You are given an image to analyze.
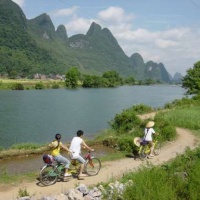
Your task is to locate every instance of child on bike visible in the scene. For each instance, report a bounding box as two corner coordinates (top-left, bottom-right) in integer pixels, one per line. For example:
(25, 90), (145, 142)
(49, 133), (72, 177)
(69, 130), (94, 179)
(143, 121), (158, 158)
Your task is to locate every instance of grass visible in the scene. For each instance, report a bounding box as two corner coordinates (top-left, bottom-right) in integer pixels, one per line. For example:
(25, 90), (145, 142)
(0, 169), (38, 185)
(0, 78), (65, 90)
(1, 96), (200, 198)
(155, 105), (200, 131)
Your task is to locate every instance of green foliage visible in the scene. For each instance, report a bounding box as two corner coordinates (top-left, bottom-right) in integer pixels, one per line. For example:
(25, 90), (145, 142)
(82, 74), (103, 88)
(182, 61), (200, 95)
(65, 67), (81, 88)
(110, 107), (141, 133)
(11, 83), (24, 90)
(116, 136), (134, 152)
(110, 104), (153, 133)
(129, 104), (154, 114)
(122, 167), (176, 200)
(154, 115), (177, 141)
(124, 76), (136, 85)
(102, 70), (123, 87)
(51, 83), (59, 89)
(164, 96), (200, 109)
(35, 82), (44, 89)
(10, 143), (42, 150)
(18, 187), (30, 198)
(82, 71), (124, 88)
(100, 148), (200, 200)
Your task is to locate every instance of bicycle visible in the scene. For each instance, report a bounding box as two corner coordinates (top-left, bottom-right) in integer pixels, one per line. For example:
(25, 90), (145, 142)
(134, 137), (161, 161)
(39, 151), (101, 186)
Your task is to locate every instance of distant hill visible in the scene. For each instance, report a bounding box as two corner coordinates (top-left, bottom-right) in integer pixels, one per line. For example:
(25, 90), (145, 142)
(0, 0), (174, 82)
(169, 72), (183, 84)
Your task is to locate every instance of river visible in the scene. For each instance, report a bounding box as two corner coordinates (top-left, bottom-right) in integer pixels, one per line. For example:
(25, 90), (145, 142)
(0, 85), (186, 148)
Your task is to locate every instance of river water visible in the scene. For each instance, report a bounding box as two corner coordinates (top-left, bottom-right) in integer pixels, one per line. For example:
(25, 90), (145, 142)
(0, 85), (186, 148)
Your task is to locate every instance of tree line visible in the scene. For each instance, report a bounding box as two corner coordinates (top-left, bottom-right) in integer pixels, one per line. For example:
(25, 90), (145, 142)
(65, 67), (161, 88)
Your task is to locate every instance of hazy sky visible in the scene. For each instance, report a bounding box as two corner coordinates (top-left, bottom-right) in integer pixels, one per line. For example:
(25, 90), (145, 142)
(12, 0), (200, 76)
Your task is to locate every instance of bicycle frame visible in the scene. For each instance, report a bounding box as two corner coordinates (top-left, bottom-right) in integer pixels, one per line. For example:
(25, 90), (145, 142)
(39, 151), (101, 186)
(138, 140), (160, 160)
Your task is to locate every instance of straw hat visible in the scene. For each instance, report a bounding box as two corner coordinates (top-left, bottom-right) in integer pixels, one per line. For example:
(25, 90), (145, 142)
(146, 121), (155, 128)
(133, 137), (142, 147)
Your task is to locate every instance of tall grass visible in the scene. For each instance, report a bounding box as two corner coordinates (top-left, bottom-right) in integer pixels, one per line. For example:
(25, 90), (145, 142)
(101, 147), (200, 200)
(156, 106), (200, 130)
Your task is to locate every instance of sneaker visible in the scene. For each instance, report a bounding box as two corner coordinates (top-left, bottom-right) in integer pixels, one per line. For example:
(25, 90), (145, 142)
(64, 173), (72, 177)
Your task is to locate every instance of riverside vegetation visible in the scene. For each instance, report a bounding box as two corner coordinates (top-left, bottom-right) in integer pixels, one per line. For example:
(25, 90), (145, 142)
(1, 95), (200, 199)
(1, 62), (200, 199)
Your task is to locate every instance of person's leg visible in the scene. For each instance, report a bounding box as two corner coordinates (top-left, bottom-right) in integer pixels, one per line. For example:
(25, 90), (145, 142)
(149, 141), (154, 156)
(76, 155), (86, 177)
(54, 155), (71, 176)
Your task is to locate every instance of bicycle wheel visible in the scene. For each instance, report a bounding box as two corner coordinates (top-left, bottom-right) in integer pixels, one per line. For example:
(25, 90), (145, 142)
(154, 141), (161, 156)
(138, 146), (148, 161)
(39, 165), (58, 186)
(85, 158), (101, 176)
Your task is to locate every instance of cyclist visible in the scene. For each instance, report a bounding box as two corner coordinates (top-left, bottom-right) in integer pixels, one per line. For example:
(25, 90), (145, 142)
(69, 130), (94, 179)
(49, 133), (72, 177)
(143, 121), (158, 158)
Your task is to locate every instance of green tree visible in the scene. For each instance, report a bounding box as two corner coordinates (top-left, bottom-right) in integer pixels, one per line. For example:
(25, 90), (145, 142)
(124, 76), (136, 85)
(182, 61), (200, 95)
(65, 67), (81, 88)
(102, 70), (123, 87)
(82, 75), (102, 88)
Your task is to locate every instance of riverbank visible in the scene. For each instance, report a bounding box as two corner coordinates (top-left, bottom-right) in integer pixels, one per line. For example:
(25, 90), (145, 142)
(0, 78), (65, 90)
(0, 125), (199, 199)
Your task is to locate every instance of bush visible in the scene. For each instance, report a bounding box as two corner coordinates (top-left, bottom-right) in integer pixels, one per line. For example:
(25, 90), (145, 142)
(129, 104), (154, 114)
(117, 136), (134, 152)
(35, 82), (44, 89)
(110, 107), (141, 133)
(154, 114), (177, 142)
(11, 83), (24, 90)
(18, 187), (30, 198)
(51, 83), (59, 89)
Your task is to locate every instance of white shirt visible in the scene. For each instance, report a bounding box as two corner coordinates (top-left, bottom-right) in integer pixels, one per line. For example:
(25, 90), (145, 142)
(144, 128), (155, 141)
(69, 137), (83, 158)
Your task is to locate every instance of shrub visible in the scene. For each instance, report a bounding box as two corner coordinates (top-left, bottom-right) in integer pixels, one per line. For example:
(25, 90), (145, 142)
(18, 187), (30, 198)
(154, 114), (177, 142)
(35, 82), (44, 89)
(51, 83), (59, 89)
(110, 107), (141, 133)
(11, 83), (24, 90)
(117, 136), (134, 152)
(129, 104), (154, 114)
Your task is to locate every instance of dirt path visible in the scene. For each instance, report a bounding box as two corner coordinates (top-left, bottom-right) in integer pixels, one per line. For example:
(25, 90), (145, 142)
(0, 112), (199, 199)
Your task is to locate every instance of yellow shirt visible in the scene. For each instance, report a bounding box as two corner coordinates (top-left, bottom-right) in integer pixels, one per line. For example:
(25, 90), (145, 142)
(51, 141), (62, 156)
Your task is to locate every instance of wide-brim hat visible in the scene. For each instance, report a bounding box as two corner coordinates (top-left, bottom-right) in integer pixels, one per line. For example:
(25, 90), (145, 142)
(146, 121), (155, 128)
(133, 137), (142, 147)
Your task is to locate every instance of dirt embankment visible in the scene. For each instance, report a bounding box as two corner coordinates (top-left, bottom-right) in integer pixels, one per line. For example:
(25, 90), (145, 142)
(0, 112), (199, 199)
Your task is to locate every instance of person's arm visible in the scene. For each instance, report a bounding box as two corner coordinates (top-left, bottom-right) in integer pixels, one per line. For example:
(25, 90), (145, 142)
(82, 140), (94, 151)
(60, 143), (71, 152)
